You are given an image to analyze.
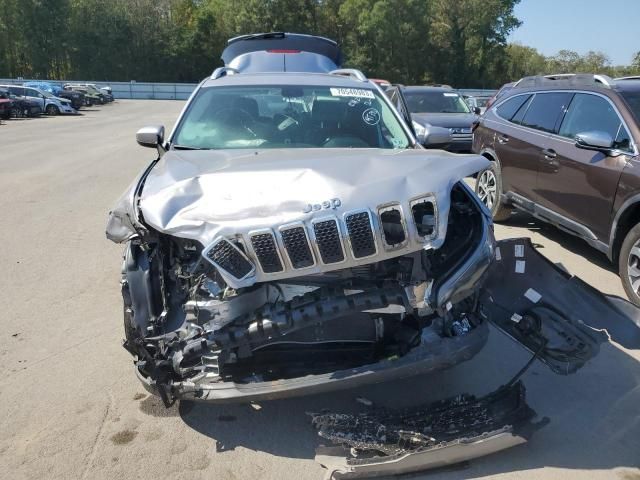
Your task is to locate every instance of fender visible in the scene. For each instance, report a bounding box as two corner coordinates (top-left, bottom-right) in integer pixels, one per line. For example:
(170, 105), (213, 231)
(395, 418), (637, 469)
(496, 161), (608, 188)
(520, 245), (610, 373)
(608, 192), (640, 260)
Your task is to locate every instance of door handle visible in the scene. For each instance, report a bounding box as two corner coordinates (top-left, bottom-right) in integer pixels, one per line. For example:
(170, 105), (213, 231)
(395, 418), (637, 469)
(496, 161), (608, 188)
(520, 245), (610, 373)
(498, 134), (509, 144)
(542, 148), (557, 159)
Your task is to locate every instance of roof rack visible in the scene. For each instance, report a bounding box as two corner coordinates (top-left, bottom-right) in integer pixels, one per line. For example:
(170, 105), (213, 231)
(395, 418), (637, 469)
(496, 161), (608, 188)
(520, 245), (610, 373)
(329, 69), (368, 82)
(514, 73), (614, 89)
(210, 66), (240, 80)
(423, 83), (453, 89)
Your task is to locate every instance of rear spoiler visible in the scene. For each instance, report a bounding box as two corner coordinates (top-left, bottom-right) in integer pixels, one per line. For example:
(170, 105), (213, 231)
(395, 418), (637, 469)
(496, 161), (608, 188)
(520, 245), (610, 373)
(221, 32), (343, 68)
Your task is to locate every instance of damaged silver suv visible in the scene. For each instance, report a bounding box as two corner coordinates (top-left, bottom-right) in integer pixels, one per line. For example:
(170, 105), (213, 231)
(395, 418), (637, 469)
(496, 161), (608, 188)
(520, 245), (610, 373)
(107, 33), (640, 477)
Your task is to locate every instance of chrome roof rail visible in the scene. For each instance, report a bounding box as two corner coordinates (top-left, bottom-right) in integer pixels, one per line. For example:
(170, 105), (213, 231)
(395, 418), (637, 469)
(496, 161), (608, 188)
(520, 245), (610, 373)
(210, 66), (240, 80)
(329, 69), (368, 82)
(515, 73), (614, 89)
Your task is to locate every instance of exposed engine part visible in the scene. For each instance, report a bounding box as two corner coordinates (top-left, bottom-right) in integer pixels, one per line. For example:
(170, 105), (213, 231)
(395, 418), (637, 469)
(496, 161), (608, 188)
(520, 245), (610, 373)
(121, 182), (493, 401)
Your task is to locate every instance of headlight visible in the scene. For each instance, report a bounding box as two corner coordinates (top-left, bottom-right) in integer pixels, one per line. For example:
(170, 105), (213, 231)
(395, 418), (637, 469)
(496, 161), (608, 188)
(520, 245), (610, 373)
(411, 120), (426, 138)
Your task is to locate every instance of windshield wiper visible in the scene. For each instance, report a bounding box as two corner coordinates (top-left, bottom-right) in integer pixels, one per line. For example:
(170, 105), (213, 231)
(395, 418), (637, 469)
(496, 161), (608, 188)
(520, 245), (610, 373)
(172, 145), (209, 150)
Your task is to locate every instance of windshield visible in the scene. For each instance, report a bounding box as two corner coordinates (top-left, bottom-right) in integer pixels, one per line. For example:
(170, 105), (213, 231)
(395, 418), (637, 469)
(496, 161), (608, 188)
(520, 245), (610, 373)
(172, 85), (411, 150)
(405, 91), (471, 114)
(621, 91), (640, 124)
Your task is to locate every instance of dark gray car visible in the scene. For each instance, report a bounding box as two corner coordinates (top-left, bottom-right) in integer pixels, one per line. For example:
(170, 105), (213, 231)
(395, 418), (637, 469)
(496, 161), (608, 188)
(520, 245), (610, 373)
(403, 86), (479, 152)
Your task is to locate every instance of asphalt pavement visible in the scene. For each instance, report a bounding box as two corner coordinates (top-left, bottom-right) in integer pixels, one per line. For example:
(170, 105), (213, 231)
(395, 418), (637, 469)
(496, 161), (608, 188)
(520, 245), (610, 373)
(0, 101), (638, 480)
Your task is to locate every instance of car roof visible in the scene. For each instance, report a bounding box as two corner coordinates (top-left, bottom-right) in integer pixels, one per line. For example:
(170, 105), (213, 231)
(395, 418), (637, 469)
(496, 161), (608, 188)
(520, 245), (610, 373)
(200, 72), (378, 89)
(402, 86), (456, 93)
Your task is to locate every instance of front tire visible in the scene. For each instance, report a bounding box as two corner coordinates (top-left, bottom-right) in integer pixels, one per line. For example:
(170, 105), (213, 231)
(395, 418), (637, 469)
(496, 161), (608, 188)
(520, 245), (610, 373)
(46, 104), (59, 115)
(618, 223), (640, 306)
(475, 161), (512, 222)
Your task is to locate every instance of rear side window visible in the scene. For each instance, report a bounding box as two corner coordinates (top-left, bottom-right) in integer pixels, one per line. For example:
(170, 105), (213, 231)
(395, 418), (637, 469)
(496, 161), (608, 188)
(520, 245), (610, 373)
(8, 86), (24, 96)
(496, 94), (531, 120)
(520, 92), (573, 133)
(559, 93), (631, 151)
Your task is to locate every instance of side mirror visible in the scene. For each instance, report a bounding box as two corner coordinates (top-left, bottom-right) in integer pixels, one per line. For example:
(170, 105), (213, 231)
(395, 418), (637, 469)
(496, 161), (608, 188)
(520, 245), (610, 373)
(473, 107), (481, 115)
(575, 131), (614, 152)
(136, 125), (165, 148)
(422, 126), (453, 149)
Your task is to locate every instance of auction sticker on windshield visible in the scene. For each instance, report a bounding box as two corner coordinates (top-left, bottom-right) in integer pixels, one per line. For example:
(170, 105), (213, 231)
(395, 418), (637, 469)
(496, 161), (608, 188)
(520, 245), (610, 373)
(330, 88), (375, 99)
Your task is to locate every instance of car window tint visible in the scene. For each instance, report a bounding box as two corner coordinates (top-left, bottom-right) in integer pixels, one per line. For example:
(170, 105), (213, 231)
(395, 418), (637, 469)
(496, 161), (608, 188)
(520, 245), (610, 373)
(8, 86), (24, 96)
(496, 94), (531, 120)
(559, 93), (630, 151)
(520, 92), (573, 133)
(511, 95), (533, 124)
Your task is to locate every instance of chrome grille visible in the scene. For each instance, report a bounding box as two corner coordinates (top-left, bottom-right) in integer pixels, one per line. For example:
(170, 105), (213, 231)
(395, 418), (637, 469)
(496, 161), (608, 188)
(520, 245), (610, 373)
(281, 226), (315, 269)
(250, 232), (283, 273)
(313, 219), (344, 264)
(345, 211), (376, 258)
(205, 239), (254, 279)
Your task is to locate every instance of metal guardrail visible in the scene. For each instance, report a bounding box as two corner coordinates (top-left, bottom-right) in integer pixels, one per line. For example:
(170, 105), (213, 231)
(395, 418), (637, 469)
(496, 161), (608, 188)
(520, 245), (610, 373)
(0, 78), (199, 100)
(2, 78), (496, 101)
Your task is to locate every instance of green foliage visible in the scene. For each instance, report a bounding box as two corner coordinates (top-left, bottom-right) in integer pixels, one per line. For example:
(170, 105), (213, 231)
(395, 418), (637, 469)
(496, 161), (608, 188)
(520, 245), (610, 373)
(503, 45), (640, 83)
(0, 0), (638, 86)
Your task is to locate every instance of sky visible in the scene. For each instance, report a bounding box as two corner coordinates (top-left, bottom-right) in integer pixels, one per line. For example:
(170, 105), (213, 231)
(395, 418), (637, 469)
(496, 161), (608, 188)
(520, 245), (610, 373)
(508, 0), (640, 65)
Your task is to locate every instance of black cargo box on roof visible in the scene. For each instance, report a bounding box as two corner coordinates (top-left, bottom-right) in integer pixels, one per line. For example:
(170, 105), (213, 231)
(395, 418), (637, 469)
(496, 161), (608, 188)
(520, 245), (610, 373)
(221, 32), (343, 67)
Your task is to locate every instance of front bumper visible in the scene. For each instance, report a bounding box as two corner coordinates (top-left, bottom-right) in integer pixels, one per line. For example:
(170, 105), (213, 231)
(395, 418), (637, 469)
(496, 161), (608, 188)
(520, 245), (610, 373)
(136, 321), (488, 403)
(312, 381), (544, 479)
(446, 133), (473, 153)
(59, 103), (77, 114)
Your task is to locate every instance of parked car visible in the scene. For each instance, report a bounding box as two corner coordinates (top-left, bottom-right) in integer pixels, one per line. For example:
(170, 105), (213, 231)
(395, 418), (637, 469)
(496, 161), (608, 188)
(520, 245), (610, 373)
(65, 83), (113, 105)
(473, 74), (640, 304)
(83, 83), (114, 101)
(24, 81), (85, 110)
(2, 85), (75, 115)
(64, 85), (100, 106)
(1, 86), (42, 117)
(485, 81), (515, 110)
(464, 94), (491, 114)
(0, 88), (12, 120)
(104, 37), (640, 478)
(400, 85), (479, 152)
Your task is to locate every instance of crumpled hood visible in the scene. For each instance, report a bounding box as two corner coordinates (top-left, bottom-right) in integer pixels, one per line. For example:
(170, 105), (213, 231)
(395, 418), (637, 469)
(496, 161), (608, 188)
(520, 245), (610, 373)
(411, 113), (478, 129)
(133, 148), (488, 247)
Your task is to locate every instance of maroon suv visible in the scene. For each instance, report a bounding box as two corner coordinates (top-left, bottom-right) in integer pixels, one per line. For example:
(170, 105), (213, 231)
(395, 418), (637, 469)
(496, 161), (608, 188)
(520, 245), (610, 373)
(473, 74), (640, 304)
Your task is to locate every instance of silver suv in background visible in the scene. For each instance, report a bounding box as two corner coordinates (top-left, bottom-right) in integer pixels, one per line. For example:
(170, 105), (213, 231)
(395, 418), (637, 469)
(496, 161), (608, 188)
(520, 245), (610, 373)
(2, 85), (76, 115)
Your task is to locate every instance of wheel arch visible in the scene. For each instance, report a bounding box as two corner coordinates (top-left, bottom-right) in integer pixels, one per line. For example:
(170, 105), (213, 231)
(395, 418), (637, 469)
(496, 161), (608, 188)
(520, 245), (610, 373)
(610, 196), (640, 262)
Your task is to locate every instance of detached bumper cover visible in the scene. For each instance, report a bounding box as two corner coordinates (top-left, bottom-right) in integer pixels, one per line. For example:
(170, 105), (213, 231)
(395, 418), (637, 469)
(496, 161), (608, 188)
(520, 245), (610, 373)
(311, 381), (545, 479)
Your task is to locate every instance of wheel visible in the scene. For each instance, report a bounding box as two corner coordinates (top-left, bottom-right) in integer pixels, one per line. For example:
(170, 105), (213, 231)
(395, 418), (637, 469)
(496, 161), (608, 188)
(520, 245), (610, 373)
(98, 97), (105, 105)
(618, 223), (640, 306)
(46, 104), (59, 115)
(475, 161), (512, 222)
(11, 107), (22, 118)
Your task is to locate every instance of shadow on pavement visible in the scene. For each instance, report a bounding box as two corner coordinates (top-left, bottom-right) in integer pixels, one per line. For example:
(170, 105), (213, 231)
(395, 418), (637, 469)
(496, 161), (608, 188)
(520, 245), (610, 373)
(498, 210), (616, 274)
(179, 328), (640, 477)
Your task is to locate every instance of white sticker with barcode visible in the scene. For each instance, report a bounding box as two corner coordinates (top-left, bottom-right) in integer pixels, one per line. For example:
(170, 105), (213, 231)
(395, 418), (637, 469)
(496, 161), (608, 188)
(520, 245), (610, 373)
(330, 88), (375, 98)
(495, 247), (501, 261)
(510, 313), (523, 323)
(515, 244), (524, 258)
(515, 260), (526, 273)
(524, 288), (541, 303)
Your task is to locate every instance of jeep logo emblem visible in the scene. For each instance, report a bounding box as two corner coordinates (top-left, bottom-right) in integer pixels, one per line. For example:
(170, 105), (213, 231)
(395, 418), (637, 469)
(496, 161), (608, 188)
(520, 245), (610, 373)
(303, 198), (342, 213)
